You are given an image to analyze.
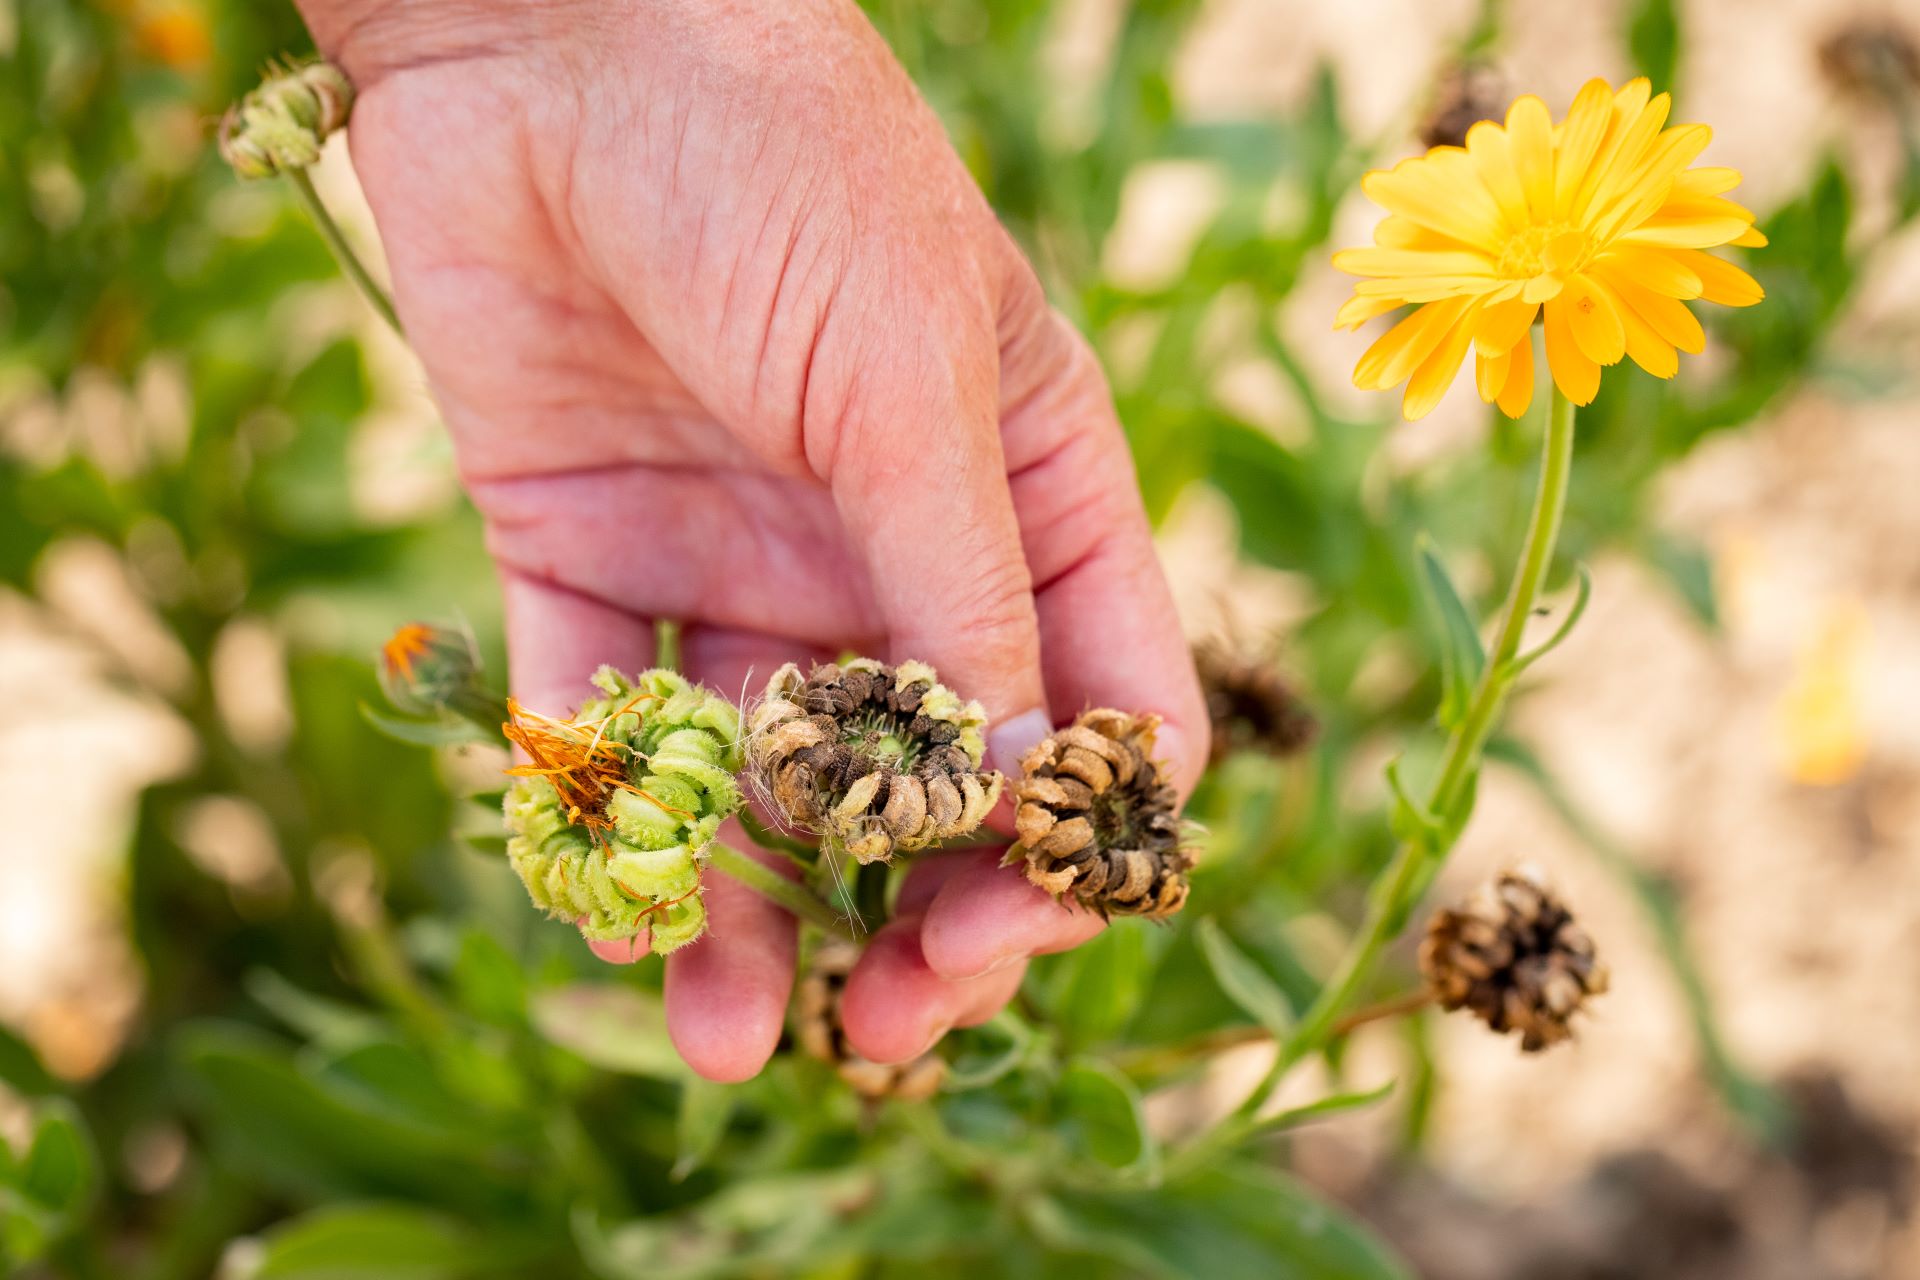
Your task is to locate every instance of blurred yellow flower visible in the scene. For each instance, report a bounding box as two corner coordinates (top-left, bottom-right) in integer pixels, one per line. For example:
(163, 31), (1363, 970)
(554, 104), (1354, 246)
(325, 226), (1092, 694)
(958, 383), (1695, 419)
(1776, 600), (1870, 787)
(1334, 77), (1765, 421)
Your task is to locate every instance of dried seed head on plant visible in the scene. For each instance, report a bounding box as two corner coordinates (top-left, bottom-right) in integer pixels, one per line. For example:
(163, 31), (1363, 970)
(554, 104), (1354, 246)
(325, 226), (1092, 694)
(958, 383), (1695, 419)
(1418, 62), (1508, 151)
(1005, 709), (1193, 920)
(502, 666), (743, 954)
(1818, 19), (1920, 107)
(746, 659), (1001, 864)
(218, 60), (354, 179)
(1195, 642), (1318, 764)
(1419, 864), (1608, 1052)
(793, 938), (945, 1101)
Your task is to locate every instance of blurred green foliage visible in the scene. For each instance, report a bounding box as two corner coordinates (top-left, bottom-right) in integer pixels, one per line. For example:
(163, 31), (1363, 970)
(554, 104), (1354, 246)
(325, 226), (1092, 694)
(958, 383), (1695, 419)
(0, 0), (1903, 1275)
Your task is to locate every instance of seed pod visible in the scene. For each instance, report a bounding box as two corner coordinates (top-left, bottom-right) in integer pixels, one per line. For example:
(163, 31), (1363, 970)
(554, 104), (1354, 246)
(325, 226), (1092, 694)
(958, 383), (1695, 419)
(1195, 642), (1317, 764)
(793, 939), (945, 1101)
(1417, 61), (1507, 151)
(747, 659), (1002, 863)
(503, 667), (743, 954)
(1005, 709), (1193, 920)
(1818, 19), (1920, 106)
(218, 60), (356, 179)
(1419, 864), (1609, 1052)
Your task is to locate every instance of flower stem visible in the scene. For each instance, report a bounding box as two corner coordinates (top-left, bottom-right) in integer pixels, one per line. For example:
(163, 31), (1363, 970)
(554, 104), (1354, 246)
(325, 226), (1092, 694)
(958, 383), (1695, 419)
(285, 167), (402, 335)
(1221, 386), (1578, 1129)
(707, 840), (855, 940)
(654, 619), (681, 673)
(854, 860), (891, 931)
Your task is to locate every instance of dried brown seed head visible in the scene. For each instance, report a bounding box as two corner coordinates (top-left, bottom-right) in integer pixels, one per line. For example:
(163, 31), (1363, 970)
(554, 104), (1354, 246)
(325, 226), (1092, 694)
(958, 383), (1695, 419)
(1005, 709), (1193, 921)
(1195, 643), (1318, 764)
(1418, 61), (1507, 151)
(792, 939), (946, 1101)
(1819, 19), (1920, 106)
(747, 659), (1002, 863)
(1418, 864), (1609, 1052)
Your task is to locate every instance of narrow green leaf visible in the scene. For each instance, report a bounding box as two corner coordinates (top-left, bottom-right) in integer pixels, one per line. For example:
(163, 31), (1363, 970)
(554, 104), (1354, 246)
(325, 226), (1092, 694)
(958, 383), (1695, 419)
(673, 1078), (735, 1182)
(1246, 1081), (1394, 1139)
(1507, 564), (1593, 677)
(1057, 1059), (1154, 1174)
(1415, 535), (1485, 730)
(253, 1203), (478, 1278)
(19, 1102), (93, 1215)
(530, 985), (690, 1080)
(1627, 0), (1681, 91)
(1194, 919), (1294, 1039)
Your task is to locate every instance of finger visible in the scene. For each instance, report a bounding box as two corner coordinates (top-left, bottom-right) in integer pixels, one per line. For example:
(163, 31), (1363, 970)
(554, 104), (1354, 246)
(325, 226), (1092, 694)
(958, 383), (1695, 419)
(664, 823), (798, 1082)
(838, 910), (1028, 1064)
(500, 566), (656, 714)
(583, 929), (648, 965)
(918, 847), (1106, 980)
(820, 278), (1050, 737)
(994, 270), (1210, 792)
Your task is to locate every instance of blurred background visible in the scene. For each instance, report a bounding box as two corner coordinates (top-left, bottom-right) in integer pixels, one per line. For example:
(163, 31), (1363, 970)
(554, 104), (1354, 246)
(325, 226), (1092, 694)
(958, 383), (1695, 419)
(3, 0), (1919, 1276)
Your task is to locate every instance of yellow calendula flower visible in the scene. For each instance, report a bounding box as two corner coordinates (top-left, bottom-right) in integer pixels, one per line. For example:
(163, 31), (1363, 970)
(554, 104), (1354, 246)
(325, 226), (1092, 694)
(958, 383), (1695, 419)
(1334, 77), (1766, 420)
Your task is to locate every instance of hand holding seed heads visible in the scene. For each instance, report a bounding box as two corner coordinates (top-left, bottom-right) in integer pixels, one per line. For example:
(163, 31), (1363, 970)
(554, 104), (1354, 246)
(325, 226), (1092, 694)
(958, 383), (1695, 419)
(298, 0), (1208, 1081)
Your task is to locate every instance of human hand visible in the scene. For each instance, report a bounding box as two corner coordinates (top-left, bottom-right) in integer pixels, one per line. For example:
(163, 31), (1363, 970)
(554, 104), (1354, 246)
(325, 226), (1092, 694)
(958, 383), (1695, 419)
(301, 0), (1208, 1080)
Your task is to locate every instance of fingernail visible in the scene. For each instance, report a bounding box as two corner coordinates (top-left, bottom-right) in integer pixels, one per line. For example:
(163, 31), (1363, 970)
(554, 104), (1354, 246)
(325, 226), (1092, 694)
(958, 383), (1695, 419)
(979, 950), (1025, 977)
(988, 708), (1052, 778)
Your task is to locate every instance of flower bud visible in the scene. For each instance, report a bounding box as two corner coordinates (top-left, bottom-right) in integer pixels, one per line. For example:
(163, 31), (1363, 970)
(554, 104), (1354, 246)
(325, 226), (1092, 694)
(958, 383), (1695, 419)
(217, 60), (355, 180)
(503, 667), (744, 954)
(794, 939), (945, 1100)
(747, 659), (1002, 864)
(1006, 709), (1193, 920)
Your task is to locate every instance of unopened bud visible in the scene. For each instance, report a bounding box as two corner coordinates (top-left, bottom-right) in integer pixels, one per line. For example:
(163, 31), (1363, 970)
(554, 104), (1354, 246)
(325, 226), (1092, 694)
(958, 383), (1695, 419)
(218, 60), (355, 179)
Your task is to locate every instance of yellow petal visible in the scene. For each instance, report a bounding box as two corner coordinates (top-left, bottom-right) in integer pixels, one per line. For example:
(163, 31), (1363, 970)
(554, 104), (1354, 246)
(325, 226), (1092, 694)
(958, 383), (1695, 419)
(1474, 296), (1539, 356)
(1671, 249), (1765, 306)
(1465, 119), (1528, 224)
(1522, 274), (1565, 304)
(1590, 273), (1678, 377)
(1544, 299), (1602, 404)
(1618, 214), (1754, 248)
(1475, 345), (1512, 402)
(1353, 276), (1504, 302)
(1553, 79), (1616, 217)
(1580, 88), (1672, 220)
(1506, 94), (1555, 220)
(1497, 335), (1536, 418)
(1362, 154), (1505, 251)
(1593, 264), (1706, 352)
(1334, 293), (1405, 330)
(1592, 122), (1713, 240)
(1332, 247), (1496, 278)
(1373, 215), (1475, 251)
(1673, 166), (1743, 198)
(1353, 295), (1474, 390)
(1731, 225), (1768, 248)
(1594, 245), (1703, 298)
(1561, 273), (1627, 365)
(1402, 302), (1479, 421)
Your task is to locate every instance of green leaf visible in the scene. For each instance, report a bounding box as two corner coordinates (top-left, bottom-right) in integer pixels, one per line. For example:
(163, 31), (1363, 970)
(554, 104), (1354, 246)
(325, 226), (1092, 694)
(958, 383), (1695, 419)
(452, 930), (526, 1026)
(1415, 535), (1485, 730)
(1628, 0), (1681, 91)
(673, 1078), (736, 1182)
(1506, 564), (1593, 677)
(18, 1102), (93, 1216)
(1194, 919), (1294, 1039)
(1041, 924), (1152, 1049)
(253, 1204), (481, 1279)
(358, 703), (494, 748)
(1031, 1162), (1412, 1279)
(1643, 533), (1718, 629)
(1246, 1081), (1394, 1139)
(1057, 1059), (1153, 1173)
(530, 985), (690, 1080)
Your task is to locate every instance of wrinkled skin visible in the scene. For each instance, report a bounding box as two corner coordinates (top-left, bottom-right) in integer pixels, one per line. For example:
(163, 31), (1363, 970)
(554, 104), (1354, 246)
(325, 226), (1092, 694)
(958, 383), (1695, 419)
(302, 0), (1207, 1080)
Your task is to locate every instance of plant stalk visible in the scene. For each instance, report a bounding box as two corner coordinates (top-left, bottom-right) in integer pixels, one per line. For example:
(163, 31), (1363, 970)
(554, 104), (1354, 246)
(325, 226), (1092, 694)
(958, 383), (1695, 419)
(1219, 386), (1579, 1132)
(707, 840), (856, 940)
(285, 167), (403, 335)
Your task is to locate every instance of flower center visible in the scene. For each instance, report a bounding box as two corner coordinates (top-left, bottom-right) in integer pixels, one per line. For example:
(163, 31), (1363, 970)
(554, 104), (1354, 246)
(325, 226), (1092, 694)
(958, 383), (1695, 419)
(1496, 223), (1595, 279)
(843, 709), (922, 772)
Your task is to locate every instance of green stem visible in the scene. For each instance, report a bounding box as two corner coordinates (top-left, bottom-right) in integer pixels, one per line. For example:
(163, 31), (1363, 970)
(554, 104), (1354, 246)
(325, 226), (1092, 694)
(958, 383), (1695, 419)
(736, 809), (819, 865)
(654, 619), (682, 673)
(707, 840), (855, 940)
(285, 167), (402, 335)
(1214, 387), (1579, 1138)
(854, 860), (891, 931)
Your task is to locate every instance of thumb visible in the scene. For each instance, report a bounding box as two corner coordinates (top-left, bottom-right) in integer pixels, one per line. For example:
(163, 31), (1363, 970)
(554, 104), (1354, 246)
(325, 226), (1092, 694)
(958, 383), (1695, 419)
(815, 292), (1050, 773)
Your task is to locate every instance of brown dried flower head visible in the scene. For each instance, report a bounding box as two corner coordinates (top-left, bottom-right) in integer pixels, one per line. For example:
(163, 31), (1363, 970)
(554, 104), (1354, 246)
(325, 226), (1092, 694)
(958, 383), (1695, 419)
(1419, 864), (1609, 1052)
(1818, 19), (1920, 106)
(794, 939), (945, 1101)
(1196, 642), (1318, 764)
(1418, 61), (1508, 151)
(1007, 709), (1193, 920)
(747, 659), (1002, 863)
